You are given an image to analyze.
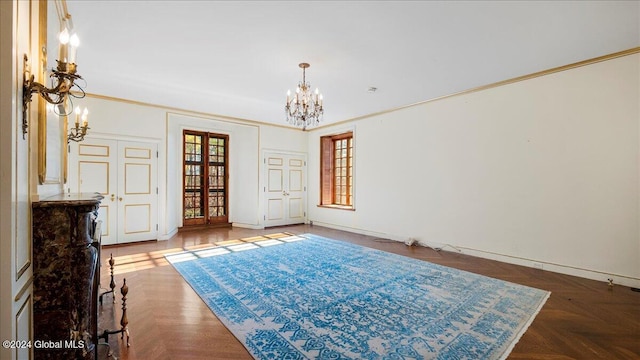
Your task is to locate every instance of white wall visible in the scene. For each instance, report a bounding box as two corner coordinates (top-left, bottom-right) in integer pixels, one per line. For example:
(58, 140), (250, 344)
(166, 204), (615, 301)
(16, 1), (637, 292)
(167, 113), (261, 231)
(69, 95), (168, 236)
(167, 115), (308, 231)
(73, 96), (308, 237)
(308, 53), (640, 288)
(74, 96), (167, 140)
(259, 125), (309, 227)
(260, 125), (308, 152)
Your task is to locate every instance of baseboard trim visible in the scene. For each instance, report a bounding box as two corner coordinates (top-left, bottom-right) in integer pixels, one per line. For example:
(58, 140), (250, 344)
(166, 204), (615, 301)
(448, 245), (640, 289)
(312, 221), (640, 289)
(232, 222), (264, 230)
(311, 221), (400, 241)
(158, 228), (178, 241)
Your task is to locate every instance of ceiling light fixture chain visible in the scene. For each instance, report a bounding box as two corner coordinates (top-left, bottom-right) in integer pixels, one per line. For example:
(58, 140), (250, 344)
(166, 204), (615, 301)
(285, 62), (324, 130)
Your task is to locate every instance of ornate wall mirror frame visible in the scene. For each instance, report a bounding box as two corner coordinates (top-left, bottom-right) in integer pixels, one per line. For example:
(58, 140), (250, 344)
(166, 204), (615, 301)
(38, 0), (70, 185)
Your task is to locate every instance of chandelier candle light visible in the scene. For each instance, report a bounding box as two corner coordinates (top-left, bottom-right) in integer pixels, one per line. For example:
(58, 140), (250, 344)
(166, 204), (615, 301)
(285, 63), (324, 130)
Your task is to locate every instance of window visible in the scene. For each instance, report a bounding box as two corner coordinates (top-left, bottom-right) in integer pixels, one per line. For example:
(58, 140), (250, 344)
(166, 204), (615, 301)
(320, 132), (353, 208)
(183, 130), (229, 226)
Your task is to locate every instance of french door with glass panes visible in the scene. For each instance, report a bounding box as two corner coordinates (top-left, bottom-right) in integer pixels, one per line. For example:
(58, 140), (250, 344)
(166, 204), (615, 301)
(183, 130), (229, 226)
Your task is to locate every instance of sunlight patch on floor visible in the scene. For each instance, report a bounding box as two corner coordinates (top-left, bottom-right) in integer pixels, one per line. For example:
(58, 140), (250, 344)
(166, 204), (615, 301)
(107, 232), (303, 274)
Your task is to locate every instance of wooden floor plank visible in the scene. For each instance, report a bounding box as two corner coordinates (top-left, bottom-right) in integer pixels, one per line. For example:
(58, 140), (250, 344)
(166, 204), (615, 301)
(97, 225), (640, 359)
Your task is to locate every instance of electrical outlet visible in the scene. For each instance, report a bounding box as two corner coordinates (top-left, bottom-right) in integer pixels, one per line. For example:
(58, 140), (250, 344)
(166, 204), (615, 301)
(533, 262), (543, 270)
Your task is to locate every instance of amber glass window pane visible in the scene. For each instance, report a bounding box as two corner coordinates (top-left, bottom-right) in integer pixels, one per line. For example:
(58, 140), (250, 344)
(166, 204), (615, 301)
(184, 131), (229, 224)
(320, 132), (353, 207)
(183, 132), (205, 220)
(207, 136), (227, 219)
(330, 134), (353, 206)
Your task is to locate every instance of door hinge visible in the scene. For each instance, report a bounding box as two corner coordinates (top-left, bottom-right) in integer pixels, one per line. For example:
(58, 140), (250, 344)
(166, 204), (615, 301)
(264, 215), (266, 220)
(263, 158), (266, 164)
(156, 187), (159, 194)
(156, 224), (159, 231)
(304, 212), (306, 217)
(156, 151), (159, 158)
(264, 186), (266, 192)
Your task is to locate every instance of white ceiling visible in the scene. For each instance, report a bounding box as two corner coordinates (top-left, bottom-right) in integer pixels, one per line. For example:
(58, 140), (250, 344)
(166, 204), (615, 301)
(62, 1), (639, 128)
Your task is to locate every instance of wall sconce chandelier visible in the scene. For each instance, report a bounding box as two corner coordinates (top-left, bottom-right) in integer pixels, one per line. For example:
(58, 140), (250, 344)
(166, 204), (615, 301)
(22, 27), (85, 139)
(285, 62), (324, 130)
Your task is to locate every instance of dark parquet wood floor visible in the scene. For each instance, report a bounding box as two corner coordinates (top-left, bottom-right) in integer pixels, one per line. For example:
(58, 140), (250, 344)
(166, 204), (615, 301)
(97, 225), (640, 359)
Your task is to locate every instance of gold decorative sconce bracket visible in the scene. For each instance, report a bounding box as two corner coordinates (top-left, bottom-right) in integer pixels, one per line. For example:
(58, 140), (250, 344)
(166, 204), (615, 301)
(67, 106), (90, 143)
(67, 123), (90, 143)
(22, 53), (83, 140)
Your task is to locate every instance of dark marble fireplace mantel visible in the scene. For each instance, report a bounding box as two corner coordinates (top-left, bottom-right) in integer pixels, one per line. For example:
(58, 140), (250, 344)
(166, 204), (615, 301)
(32, 192), (103, 360)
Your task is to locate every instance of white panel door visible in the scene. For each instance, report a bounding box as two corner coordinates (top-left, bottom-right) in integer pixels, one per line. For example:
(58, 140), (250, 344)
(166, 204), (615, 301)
(71, 139), (118, 245)
(287, 157), (305, 222)
(264, 152), (306, 227)
(118, 141), (158, 243)
(69, 138), (157, 244)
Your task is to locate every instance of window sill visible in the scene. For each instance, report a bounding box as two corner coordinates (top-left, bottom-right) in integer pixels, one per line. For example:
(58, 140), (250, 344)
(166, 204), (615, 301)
(317, 204), (355, 211)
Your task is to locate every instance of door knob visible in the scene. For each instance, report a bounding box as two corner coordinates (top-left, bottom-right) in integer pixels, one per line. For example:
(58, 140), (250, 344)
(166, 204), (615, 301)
(110, 194), (115, 201)
(118, 197), (123, 201)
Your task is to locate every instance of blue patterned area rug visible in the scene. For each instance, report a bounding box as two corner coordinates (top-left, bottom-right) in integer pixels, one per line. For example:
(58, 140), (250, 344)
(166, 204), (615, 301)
(166, 234), (550, 359)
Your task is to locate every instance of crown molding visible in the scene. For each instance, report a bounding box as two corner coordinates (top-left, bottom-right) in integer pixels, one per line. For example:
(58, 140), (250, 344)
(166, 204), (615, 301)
(310, 47), (640, 131)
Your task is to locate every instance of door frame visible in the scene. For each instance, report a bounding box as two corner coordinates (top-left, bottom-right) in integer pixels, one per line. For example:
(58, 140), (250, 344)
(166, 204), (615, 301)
(67, 134), (161, 244)
(182, 130), (230, 227)
(262, 150), (308, 228)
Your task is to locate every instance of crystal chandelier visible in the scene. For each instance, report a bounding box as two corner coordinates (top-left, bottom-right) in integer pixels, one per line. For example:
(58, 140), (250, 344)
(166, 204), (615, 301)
(285, 63), (324, 130)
